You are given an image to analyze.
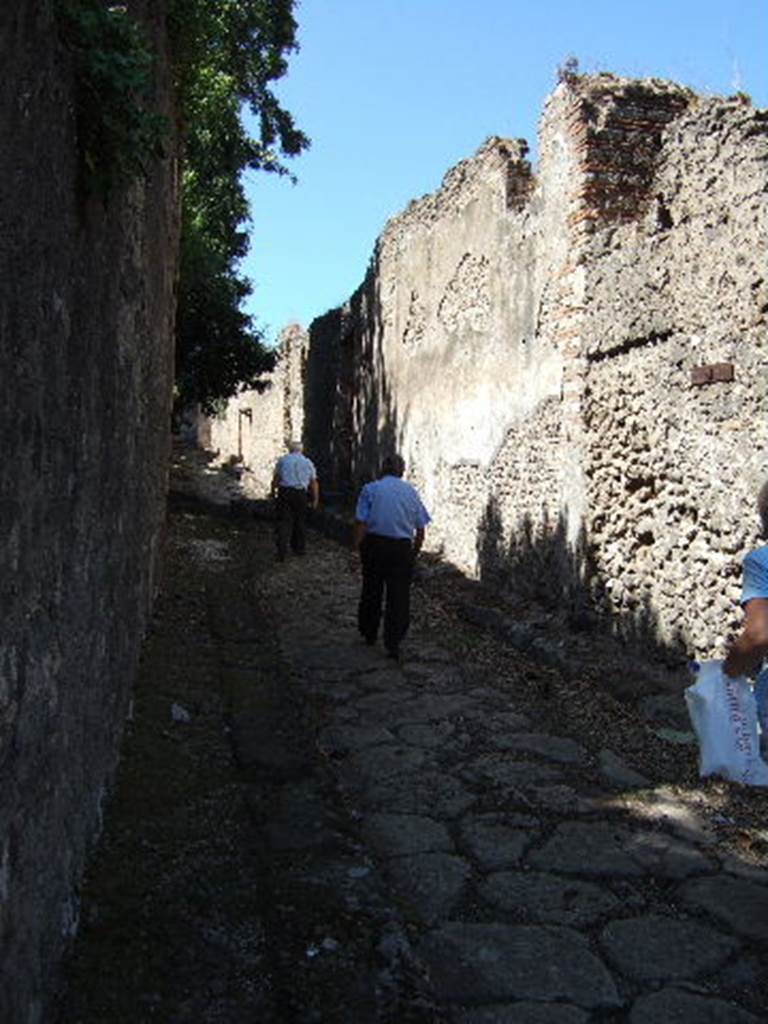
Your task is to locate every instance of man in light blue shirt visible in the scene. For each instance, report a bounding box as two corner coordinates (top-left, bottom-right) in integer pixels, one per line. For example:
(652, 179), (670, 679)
(724, 483), (768, 755)
(352, 453), (431, 659)
(271, 441), (319, 560)
(724, 482), (768, 678)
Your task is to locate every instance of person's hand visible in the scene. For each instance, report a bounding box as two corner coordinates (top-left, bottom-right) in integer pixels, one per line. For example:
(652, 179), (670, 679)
(349, 550), (361, 574)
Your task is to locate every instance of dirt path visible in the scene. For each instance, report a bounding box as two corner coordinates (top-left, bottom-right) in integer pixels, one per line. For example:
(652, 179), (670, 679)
(54, 451), (768, 1023)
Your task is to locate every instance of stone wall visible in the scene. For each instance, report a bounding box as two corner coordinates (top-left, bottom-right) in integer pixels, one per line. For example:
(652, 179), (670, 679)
(0, 2), (179, 1019)
(201, 323), (308, 496)
(216, 74), (768, 664)
(579, 85), (768, 655)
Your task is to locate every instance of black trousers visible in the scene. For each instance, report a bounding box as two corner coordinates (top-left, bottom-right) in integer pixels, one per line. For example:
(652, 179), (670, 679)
(358, 534), (414, 652)
(275, 486), (308, 557)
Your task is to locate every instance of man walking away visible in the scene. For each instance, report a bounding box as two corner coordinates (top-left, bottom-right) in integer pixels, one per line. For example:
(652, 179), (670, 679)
(271, 440), (319, 561)
(352, 453), (431, 660)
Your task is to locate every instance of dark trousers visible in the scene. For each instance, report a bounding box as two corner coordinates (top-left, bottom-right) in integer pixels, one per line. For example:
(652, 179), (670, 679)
(358, 534), (414, 653)
(275, 486), (308, 558)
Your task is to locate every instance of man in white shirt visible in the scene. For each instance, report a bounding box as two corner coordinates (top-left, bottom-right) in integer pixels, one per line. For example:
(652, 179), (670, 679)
(271, 441), (319, 560)
(352, 453), (431, 659)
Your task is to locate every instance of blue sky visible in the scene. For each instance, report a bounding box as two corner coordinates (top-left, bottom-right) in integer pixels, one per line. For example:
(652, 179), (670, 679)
(241, 0), (768, 346)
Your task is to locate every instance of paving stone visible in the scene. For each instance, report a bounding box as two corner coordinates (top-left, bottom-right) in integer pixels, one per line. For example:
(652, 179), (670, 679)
(487, 711), (533, 733)
(466, 687), (507, 700)
(510, 784), (582, 813)
(678, 874), (768, 942)
(365, 770), (477, 818)
(385, 853), (470, 924)
(339, 745), (429, 789)
(395, 693), (478, 724)
(453, 1004), (590, 1024)
(303, 681), (358, 703)
(318, 723), (396, 754)
(464, 754), (564, 788)
(295, 643), (382, 673)
(599, 749), (651, 787)
(479, 871), (620, 926)
(492, 733), (588, 765)
(398, 721), (456, 747)
(355, 692), (475, 727)
(529, 822), (714, 879)
(361, 813), (453, 857)
(331, 705), (359, 723)
(417, 923), (621, 1008)
(600, 915), (739, 982)
(404, 663), (466, 690)
(720, 856), (768, 883)
(459, 814), (538, 871)
(629, 987), (761, 1023)
(410, 641), (454, 663)
(353, 692), (411, 720)
(356, 667), (409, 691)
(717, 952), (764, 990)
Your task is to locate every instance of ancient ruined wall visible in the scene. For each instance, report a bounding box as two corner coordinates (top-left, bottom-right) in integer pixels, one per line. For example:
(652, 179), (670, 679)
(202, 324), (308, 496)
(332, 77), (766, 658)
(0, 2), (179, 1018)
(315, 128), (584, 562)
(238, 74), (768, 663)
(578, 86), (768, 655)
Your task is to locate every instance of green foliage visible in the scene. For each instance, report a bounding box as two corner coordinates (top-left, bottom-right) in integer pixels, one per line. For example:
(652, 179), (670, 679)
(169, 0), (309, 414)
(56, 0), (168, 194)
(59, 0), (309, 413)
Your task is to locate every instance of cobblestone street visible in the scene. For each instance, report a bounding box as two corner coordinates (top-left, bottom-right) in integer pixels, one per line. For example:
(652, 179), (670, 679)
(55, 455), (768, 1023)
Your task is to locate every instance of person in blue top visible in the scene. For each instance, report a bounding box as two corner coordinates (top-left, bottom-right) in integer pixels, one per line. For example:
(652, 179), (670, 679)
(724, 483), (768, 753)
(724, 482), (768, 679)
(270, 441), (319, 561)
(352, 453), (431, 660)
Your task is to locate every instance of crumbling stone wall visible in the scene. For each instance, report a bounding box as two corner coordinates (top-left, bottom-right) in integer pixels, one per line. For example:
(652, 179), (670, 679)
(0, 2), (179, 1019)
(224, 74), (768, 665)
(202, 324), (308, 496)
(579, 87), (768, 656)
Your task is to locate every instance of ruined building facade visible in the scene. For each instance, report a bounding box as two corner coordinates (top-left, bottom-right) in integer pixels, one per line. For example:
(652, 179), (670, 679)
(210, 74), (768, 660)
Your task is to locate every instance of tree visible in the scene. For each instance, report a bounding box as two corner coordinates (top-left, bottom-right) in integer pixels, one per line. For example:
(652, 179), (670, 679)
(169, 0), (309, 414)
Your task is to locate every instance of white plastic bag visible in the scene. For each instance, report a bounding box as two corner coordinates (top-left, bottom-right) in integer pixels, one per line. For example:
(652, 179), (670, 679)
(684, 660), (768, 786)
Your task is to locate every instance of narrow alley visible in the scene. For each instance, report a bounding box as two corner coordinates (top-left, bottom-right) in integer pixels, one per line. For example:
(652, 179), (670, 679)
(54, 448), (768, 1024)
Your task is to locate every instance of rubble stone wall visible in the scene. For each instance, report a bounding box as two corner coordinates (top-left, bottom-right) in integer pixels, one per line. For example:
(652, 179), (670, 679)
(214, 74), (768, 663)
(0, 2), (179, 1018)
(203, 324), (308, 496)
(580, 90), (768, 655)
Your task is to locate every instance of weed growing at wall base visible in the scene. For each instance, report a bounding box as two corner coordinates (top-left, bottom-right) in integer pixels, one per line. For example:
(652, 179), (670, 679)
(56, 0), (168, 196)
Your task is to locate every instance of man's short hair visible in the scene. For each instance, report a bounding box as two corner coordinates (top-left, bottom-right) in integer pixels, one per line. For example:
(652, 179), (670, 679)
(758, 480), (768, 537)
(289, 440), (303, 453)
(381, 454), (405, 478)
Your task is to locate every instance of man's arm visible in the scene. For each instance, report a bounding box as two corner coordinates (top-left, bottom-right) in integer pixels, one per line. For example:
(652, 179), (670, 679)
(724, 598), (768, 677)
(352, 519), (367, 553)
(413, 527), (425, 557)
(309, 478), (319, 509)
(270, 466), (280, 499)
